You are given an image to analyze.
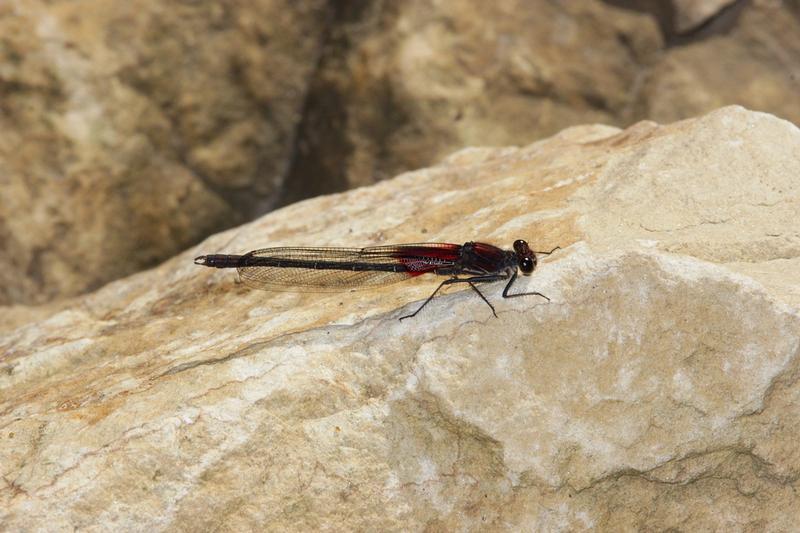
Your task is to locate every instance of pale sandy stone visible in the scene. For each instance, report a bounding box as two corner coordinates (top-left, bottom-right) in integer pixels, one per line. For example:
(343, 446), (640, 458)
(1, 106), (799, 530)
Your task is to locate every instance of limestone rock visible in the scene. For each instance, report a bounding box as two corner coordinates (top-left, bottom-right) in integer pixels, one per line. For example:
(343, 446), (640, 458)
(1, 106), (799, 530)
(0, 0), (327, 305)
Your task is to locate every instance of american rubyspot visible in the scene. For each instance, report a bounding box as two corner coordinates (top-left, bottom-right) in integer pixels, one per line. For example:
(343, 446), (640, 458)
(194, 240), (558, 320)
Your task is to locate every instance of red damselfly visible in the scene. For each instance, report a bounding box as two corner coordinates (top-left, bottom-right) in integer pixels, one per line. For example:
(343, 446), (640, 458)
(194, 240), (558, 320)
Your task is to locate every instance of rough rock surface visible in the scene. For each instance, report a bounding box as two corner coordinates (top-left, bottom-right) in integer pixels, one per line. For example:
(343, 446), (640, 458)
(0, 0), (327, 305)
(1, 106), (798, 530)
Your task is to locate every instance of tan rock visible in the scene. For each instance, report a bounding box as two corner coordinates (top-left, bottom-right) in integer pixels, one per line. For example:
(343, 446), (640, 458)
(2, 106), (799, 530)
(0, 0), (327, 305)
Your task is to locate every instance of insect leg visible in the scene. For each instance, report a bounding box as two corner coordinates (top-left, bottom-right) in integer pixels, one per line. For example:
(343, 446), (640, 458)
(399, 274), (507, 320)
(502, 269), (550, 301)
(467, 282), (497, 318)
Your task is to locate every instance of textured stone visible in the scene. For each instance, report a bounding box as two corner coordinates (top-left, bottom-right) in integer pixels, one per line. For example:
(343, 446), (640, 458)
(0, 0), (327, 305)
(2, 106), (799, 530)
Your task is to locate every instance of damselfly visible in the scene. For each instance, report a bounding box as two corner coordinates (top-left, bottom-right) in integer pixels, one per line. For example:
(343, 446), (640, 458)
(194, 240), (558, 320)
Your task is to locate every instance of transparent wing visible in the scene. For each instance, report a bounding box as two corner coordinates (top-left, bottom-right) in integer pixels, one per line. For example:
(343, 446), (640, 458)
(236, 244), (461, 292)
(237, 266), (412, 292)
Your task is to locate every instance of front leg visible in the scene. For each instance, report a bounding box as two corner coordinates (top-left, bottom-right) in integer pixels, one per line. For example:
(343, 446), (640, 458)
(502, 269), (550, 301)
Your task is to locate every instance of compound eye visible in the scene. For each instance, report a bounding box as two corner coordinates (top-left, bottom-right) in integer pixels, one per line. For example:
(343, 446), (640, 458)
(520, 257), (535, 274)
(514, 240), (526, 252)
